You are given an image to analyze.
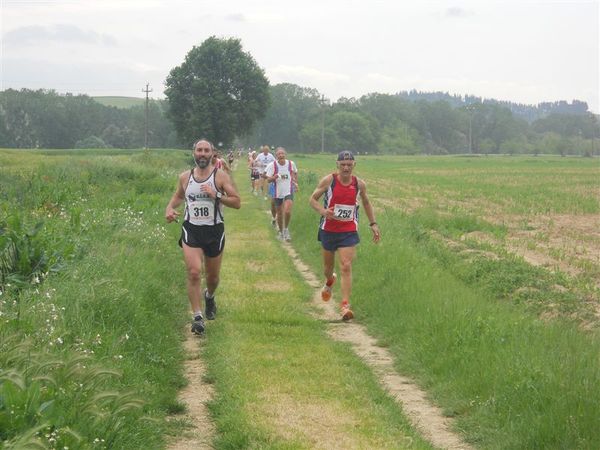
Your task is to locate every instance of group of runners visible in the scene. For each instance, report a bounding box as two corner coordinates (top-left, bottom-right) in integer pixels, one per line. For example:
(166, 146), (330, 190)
(165, 139), (381, 335)
(247, 146), (298, 241)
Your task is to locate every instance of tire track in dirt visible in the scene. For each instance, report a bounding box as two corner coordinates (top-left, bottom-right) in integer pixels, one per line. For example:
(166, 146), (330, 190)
(282, 241), (473, 450)
(167, 330), (215, 450)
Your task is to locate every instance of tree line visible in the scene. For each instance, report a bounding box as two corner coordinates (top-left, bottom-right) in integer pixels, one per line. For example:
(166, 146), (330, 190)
(1, 33), (598, 157)
(0, 89), (177, 149)
(1, 85), (597, 156)
(248, 86), (599, 156)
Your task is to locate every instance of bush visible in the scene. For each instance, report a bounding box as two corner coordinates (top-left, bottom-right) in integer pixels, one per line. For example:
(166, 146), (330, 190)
(74, 135), (110, 149)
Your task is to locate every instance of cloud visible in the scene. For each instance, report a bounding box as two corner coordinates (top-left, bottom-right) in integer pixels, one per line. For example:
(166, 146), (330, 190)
(1, 57), (165, 97)
(3, 24), (117, 47)
(225, 13), (246, 22)
(444, 7), (469, 18)
(268, 65), (351, 85)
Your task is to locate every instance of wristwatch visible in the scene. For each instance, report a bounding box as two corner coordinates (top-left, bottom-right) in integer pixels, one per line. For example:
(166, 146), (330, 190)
(215, 191), (223, 200)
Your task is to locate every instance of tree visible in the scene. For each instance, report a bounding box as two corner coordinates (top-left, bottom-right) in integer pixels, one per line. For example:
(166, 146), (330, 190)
(379, 120), (420, 154)
(299, 120), (338, 153)
(165, 37), (270, 147)
(75, 135), (110, 149)
(329, 111), (377, 153)
(248, 83), (322, 150)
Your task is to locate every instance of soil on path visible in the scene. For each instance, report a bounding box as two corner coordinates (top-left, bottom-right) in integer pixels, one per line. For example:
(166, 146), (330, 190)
(282, 242), (473, 450)
(165, 237), (472, 449)
(167, 329), (215, 450)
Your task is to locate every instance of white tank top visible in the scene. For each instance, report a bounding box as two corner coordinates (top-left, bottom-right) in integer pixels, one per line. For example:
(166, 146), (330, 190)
(184, 168), (224, 226)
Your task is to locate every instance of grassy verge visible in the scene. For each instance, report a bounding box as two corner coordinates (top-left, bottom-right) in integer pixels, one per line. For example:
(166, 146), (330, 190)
(290, 155), (600, 448)
(1, 149), (191, 448)
(200, 172), (432, 449)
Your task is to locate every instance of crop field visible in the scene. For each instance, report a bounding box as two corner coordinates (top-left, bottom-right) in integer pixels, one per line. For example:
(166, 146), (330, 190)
(294, 154), (600, 322)
(1, 148), (599, 449)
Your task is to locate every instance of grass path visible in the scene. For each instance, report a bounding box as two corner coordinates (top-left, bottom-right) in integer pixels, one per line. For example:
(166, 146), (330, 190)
(281, 242), (472, 450)
(167, 327), (215, 449)
(168, 168), (469, 449)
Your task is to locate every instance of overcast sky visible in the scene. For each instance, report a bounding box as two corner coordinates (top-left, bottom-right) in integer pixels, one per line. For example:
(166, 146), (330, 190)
(2, 0), (598, 112)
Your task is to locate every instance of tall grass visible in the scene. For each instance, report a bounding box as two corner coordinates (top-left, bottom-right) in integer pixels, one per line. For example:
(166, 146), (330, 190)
(290, 154), (600, 448)
(1, 149), (192, 448)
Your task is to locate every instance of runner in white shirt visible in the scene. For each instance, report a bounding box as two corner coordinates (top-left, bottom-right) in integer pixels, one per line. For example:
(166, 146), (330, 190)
(255, 145), (276, 199)
(265, 147), (298, 241)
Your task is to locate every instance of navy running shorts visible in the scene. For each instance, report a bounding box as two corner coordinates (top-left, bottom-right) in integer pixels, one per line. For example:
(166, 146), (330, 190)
(318, 229), (360, 252)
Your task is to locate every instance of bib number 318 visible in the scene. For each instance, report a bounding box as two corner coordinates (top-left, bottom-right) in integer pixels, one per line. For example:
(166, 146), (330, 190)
(194, 206), (210, 217)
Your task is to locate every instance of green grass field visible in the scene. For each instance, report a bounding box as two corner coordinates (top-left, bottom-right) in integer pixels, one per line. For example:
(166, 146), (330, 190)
(1, 149), (599, 448)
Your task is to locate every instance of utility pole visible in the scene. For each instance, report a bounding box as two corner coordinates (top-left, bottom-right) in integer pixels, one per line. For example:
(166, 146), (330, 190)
(320, 95), (325, 153)
(142, 83), (153, 149)
(466, 104), (474, 154)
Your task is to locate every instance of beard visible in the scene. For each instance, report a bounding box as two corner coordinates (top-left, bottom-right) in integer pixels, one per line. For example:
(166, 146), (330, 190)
(194, 157), (209, 168)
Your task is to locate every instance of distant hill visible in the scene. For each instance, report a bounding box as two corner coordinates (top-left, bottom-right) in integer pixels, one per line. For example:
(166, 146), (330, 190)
(93, 96), (147, 109)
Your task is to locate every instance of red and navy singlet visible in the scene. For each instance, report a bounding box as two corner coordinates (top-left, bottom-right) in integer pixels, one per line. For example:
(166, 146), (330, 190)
(320, 174), (360, 233)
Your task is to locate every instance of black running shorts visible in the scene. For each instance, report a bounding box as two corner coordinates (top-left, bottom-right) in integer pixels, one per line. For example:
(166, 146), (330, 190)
(179, 221), (225, 257)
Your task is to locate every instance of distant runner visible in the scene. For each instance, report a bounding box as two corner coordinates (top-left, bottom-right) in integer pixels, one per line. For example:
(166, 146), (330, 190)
(265, 147), (298, 241)
(309, 151), (380, 320)
(256, 145), (276, 199)
(248, 151), (261, 194)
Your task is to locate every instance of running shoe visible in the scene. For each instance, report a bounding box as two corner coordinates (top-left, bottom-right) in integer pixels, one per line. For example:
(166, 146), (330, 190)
(191, 316), (205, 335)
(321, 273), (337, 302)
(271, 219), (277, 228)
(284, 229), (291, 242)
(340, 300), (354, 321)
(204, 289), (217, 320)
(277, 231), (284, 240)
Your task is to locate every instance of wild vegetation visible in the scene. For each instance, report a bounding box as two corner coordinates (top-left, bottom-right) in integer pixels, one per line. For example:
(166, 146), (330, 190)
(1, 149), (598, 448)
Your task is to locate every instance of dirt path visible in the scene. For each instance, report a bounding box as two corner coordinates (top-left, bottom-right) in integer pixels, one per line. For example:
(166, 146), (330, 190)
(283, 242), (473, 450)
(166, 234), (472, 449)
(167, 330), (215, 450)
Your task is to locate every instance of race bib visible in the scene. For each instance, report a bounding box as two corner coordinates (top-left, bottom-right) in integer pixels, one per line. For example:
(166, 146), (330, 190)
(333, 204), (355, 221)
(188, 200), (214, 224)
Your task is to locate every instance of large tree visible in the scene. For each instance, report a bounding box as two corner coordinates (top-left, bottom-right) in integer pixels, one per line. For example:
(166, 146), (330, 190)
(165, 37), (270, 148)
